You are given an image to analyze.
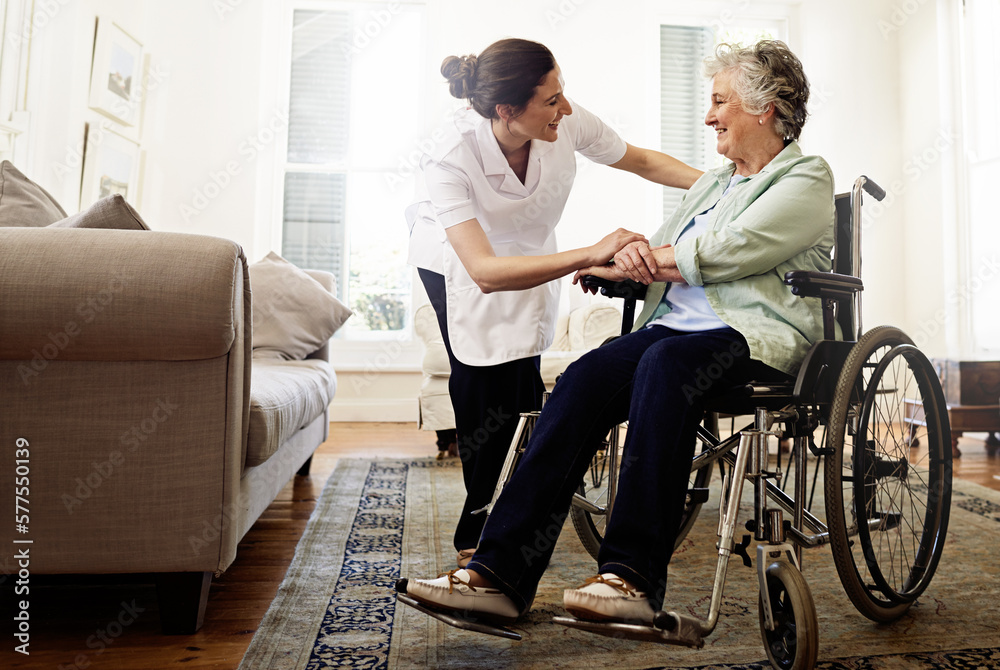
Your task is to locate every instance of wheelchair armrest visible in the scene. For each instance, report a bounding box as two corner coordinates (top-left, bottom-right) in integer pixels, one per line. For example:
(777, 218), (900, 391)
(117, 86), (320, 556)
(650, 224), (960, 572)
(580, 275), (648, 300)
(784, 270), (863, 302)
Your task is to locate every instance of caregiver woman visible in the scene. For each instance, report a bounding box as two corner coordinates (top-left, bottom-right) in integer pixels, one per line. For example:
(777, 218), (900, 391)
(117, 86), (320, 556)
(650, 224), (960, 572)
(406, 38), (701, 568)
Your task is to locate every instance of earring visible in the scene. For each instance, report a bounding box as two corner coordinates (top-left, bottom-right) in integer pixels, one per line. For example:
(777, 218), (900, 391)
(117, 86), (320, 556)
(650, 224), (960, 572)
(759, 118), (763, 125)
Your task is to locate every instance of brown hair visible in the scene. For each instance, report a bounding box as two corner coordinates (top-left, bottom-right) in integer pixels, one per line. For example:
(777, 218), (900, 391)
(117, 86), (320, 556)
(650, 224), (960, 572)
(441, 38), (556, 120)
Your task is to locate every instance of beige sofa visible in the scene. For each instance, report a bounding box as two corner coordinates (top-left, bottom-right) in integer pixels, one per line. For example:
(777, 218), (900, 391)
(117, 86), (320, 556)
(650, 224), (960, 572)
(413, 301), (623, 433)
(0, 165), (342, 633)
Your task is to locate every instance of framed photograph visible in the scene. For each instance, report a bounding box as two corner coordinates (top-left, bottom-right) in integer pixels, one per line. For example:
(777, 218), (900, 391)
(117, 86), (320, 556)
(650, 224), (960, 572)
(88, 18), (143, 127)
(79, 123), (141, 209)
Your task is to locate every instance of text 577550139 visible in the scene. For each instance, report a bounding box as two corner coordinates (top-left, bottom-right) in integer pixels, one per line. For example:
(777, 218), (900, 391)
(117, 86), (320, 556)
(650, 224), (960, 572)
(14, 436), (31, 656)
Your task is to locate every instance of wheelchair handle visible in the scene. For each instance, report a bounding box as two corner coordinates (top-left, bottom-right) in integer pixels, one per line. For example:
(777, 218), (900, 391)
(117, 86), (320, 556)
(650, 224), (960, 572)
(580, 275), (648, 300)
(859, 175), (886, 201)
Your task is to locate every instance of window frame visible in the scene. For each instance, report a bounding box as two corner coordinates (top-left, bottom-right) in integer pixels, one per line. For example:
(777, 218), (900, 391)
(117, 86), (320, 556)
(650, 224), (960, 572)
(259, 0), (428, 371)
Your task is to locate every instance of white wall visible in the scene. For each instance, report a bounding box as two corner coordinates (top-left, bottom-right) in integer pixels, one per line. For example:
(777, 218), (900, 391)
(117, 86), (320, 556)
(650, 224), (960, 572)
(17, 0), (965, 418)
(26, 0), (269, 256)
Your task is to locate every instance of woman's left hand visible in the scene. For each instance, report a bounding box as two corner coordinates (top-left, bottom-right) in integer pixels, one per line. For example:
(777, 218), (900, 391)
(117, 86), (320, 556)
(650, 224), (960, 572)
(612, 241), (660, 283)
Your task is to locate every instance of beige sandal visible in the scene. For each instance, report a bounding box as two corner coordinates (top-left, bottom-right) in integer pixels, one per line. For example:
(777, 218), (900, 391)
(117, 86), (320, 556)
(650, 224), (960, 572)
(457, 549), (476, 568)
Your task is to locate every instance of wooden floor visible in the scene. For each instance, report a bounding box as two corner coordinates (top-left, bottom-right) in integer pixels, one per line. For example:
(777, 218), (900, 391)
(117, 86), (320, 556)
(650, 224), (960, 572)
(5, 422), (999, 669)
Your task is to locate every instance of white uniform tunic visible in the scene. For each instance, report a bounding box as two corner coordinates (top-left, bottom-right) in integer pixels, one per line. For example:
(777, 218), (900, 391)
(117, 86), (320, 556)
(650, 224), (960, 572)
(406, 103), (626, 366)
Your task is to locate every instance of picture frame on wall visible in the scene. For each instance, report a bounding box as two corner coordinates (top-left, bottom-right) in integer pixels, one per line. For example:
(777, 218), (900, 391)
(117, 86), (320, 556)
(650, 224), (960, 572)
(88, 17), (143, 127)
(79, 122), (141, 209)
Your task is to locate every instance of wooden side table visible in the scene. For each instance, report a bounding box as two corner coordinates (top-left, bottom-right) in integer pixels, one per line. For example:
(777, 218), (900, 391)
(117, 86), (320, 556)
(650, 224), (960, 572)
(906, 399), (1000, 458)
(907, 359), (1000, 458)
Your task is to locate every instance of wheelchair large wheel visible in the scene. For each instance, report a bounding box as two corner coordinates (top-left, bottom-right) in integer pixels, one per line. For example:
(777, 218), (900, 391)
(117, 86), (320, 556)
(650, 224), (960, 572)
(758, 561), (819, 670)
(825, 326), (952, 623)
(570, 424), (712, 561)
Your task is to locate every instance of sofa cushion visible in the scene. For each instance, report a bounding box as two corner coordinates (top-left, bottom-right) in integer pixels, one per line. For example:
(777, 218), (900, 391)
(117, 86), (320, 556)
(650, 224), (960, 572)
(413, 304), (451, 376)
(49, 194), (150, 230)
(246, 358), (336, 467)
(568, 303), (622, 351)
(0, 160), (67, 227)
(249, 251), (352, 360)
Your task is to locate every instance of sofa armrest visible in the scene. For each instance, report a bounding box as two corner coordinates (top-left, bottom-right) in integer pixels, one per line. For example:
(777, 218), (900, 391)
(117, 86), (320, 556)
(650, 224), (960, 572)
(0, 228), (247, 360)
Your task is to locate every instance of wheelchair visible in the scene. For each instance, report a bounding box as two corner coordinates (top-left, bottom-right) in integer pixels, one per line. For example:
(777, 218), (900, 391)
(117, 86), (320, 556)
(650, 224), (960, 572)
(400, 176), (953, 669)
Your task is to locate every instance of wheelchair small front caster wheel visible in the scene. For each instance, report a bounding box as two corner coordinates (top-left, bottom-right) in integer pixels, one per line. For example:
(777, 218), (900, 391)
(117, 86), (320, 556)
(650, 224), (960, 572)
(758, 561), (818, 670)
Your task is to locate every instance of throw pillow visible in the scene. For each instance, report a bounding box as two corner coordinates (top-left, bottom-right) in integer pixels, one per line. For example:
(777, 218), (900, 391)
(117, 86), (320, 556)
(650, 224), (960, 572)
(0, 160), (67, 227)
(248, 251), (352, 360)
(48, 194), (150, 230)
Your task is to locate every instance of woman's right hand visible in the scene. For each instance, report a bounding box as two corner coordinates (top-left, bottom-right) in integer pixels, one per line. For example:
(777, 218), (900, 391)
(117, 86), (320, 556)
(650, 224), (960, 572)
(611, 240), (662, 284)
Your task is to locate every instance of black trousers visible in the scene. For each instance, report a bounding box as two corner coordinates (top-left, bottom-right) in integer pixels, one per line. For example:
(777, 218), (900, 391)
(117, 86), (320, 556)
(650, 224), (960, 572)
(418, 269), (545, 550)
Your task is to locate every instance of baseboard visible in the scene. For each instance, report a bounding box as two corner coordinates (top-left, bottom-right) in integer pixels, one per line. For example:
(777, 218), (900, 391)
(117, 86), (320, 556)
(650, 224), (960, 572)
(328, 398), (418, 422)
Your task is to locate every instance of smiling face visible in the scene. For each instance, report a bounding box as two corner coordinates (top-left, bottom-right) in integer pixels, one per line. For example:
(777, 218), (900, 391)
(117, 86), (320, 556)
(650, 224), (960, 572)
(506, 66), (573, 142)
(704, 70), (760, 163)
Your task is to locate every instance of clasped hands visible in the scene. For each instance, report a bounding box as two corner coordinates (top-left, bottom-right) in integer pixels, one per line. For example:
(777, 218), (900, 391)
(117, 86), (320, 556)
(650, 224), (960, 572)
(574, 230), (683, 294)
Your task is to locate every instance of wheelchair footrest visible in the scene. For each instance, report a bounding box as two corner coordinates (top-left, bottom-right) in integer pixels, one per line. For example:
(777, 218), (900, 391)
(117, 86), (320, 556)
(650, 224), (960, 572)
(395, 592), (523, 640)
(553, 614), (705, 649)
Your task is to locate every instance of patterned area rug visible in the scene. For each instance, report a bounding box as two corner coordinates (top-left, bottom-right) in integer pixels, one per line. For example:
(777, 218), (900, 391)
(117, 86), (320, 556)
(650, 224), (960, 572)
(238, 458), (1000, 669)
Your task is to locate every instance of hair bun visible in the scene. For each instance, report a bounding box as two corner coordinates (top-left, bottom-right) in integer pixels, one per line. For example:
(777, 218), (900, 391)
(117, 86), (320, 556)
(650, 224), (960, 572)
(441, 54), (478, 99)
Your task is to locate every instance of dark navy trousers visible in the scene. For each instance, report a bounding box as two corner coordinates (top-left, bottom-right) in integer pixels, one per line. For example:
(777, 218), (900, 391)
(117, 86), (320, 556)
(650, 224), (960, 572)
(418, 269), (545, 551)
(465, 324), (790, 614)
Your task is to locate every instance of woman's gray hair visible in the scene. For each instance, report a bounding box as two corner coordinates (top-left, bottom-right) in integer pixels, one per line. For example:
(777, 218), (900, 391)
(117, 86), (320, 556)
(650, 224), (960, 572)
(704, 40), (810, 141)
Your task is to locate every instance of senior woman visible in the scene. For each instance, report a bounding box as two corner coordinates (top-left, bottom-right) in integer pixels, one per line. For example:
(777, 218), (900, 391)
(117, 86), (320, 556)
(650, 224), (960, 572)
(400, 39), (835, 627)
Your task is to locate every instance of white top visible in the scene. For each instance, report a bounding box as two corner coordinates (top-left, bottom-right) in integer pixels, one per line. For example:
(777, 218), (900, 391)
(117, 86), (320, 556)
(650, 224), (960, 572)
(405, 102), (626, 365)
(649, 175), (746, 332)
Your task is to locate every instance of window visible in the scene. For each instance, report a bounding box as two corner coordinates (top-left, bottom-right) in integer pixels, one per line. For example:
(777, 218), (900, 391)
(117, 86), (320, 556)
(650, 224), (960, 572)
(959, 0), (1000, 355)
(658, 18), (783, 223)
(659, 25), (714, 219)
(0, 0), (32, 165)
(281, 3), (423, 340)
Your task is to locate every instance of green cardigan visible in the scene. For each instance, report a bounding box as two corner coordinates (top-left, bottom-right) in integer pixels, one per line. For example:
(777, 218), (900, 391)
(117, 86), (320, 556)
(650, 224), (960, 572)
(634, 142), (836, 375)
